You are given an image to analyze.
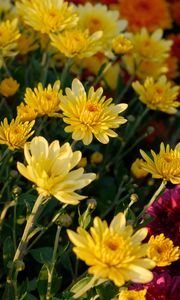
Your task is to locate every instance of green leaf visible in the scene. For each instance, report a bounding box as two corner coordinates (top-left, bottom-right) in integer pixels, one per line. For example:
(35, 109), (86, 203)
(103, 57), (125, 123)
(30, 247), (53, 265)
(71, 276), (92, 294)
(96, 282), (119, 300)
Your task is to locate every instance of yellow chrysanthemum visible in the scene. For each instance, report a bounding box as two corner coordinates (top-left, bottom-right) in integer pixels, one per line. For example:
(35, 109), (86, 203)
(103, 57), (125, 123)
(132, 76), (180, 114)
(67, 212), (155, 286)
(0, 77), (19, 97)
(17, 31), (38, 55)
(0, 118), (35, 151)
(112, 35), (133, 55)
(24, 80), (62, 117)
(118, 289), (147, 300)
(147, 234), (180, 266)
(0, 18), (20, 67)
(123, 28), (172, 79)
(131, 158), (148, 179)
(60, 78), (128, 145)
(76, 3), (127, 52)
(17, 136), (96, 204)
(16, 0), (78, 35)
(50, 29), (102, 59)
(140, 142), (180, 184)
(16, 103), (38, 122)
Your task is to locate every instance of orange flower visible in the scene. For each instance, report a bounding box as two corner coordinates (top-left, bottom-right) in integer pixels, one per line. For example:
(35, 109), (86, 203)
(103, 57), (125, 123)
(119, 0), (172, 32)
(170, 0), (180, 25)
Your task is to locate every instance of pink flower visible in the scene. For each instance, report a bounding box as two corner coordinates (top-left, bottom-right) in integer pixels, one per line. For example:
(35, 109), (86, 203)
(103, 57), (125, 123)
(147, 185), (180, 246)
(130, 269), (180, 300)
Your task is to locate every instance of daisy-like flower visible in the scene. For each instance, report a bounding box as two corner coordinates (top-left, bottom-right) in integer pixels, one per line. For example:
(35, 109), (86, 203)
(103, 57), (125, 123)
(0, 18), (20, 68)
(112, 35), (133, 55)
(0, 118), (35, 151)
(0, 77), (19, 97)
(24, 80), (62, 117)
(147, 234), (180, 267)
(67, 212), (155, 286)
(118, 288), (147, 300)
(60, 78), (128, 145)
(76, 3), (127, 51)
(50, 29), (102, 59)
(16, 0), (78, 35)
(17, 136), (96, 204)
(16, 103), (38, 122)
(118, 0), (172, 32)
(140, 142), (180, 184)
(132, 75), (180, 114)
(123, 28), (172, 79)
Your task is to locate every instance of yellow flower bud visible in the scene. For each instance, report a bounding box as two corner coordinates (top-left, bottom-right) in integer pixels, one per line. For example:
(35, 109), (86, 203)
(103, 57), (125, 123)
(77, 157), (87, 168)
(131, 158), (148, 179)
(90, 152), (103, 164)
(0, 77), (19, 97)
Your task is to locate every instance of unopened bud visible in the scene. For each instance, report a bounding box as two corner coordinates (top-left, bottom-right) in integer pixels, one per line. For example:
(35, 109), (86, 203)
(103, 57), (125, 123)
(130, 193), (139, 203)
(12, 185), (22, 195)
(57, 213), (72, 227)
(10, 170), (18, 178)
(87, 198), (97, 209)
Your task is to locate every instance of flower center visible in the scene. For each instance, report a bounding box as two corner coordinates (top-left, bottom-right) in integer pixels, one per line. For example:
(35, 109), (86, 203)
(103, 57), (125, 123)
(106, 240), (119, 251)
(87, 103), (99, 112)
(89, 18), (102, 34)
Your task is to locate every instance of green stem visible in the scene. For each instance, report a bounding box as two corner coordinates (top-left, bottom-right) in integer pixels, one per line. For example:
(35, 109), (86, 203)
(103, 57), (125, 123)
(118, 74), (135, 101)
(13, 194), (46, 262)
(146, 179), (167, 209)
(0, 200), (16, 230)
(46, 225), (61, 300)
(2, 58), (11, 77)
(60, 59), (73, 90)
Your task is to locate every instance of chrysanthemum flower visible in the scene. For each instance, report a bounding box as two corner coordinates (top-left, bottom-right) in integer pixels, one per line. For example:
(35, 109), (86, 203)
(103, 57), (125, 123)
(147, 234), (180, 266)
(147, 185), (180, 246)
(118, 0), (172, 32)
(129, 269), (180, 300)
(132, 76), (180, 114)
(60, 78), (128, 145)
(0, 77), (19, 97)
(16, 0), (78, 35)
(76, 3), (127, 51)
(118, 288), (147, 300)
(17, 31), (38, 55)
(0, 118), (35, 151)
(16, 103), (38, 122)
(0, 18), (20, 67)
(67, 212), (155, 286)
(112, 35), (133, 55)
(50, 29), (102, 59)
(24, 80), (62, 117)
(17, 136), (96, 204)
(123, 28), (172, 79)
(140, 143), (180, 184)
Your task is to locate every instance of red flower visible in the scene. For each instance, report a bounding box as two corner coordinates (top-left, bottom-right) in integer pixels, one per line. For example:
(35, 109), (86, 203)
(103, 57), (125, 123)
(147, 185), (180, 246)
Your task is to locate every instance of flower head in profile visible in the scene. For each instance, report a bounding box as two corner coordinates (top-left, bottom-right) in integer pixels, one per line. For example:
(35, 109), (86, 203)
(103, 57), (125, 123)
(50, 29), (102, 59)
(60, 79), (128, 145)
(140, 142), (180, 184)
(119, 0), (172, 32)
(16, 103), (38, 122)
(0, 117), (35, 151)
(147, 234), (180, 267)
(16, 0), (78, 35)
(123, 28), (172, 79)
(0, 77), (19, 97)
(132, 76), (180, 114)
(76, 3), (127, 52)
(67, 212), (155, 286)
(0, 18), (20, 67)
(17, 136), (96, 204)
(24, 80), (62, 117)
(131, 158), (148, 179)
(118, 288), (147, 300)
